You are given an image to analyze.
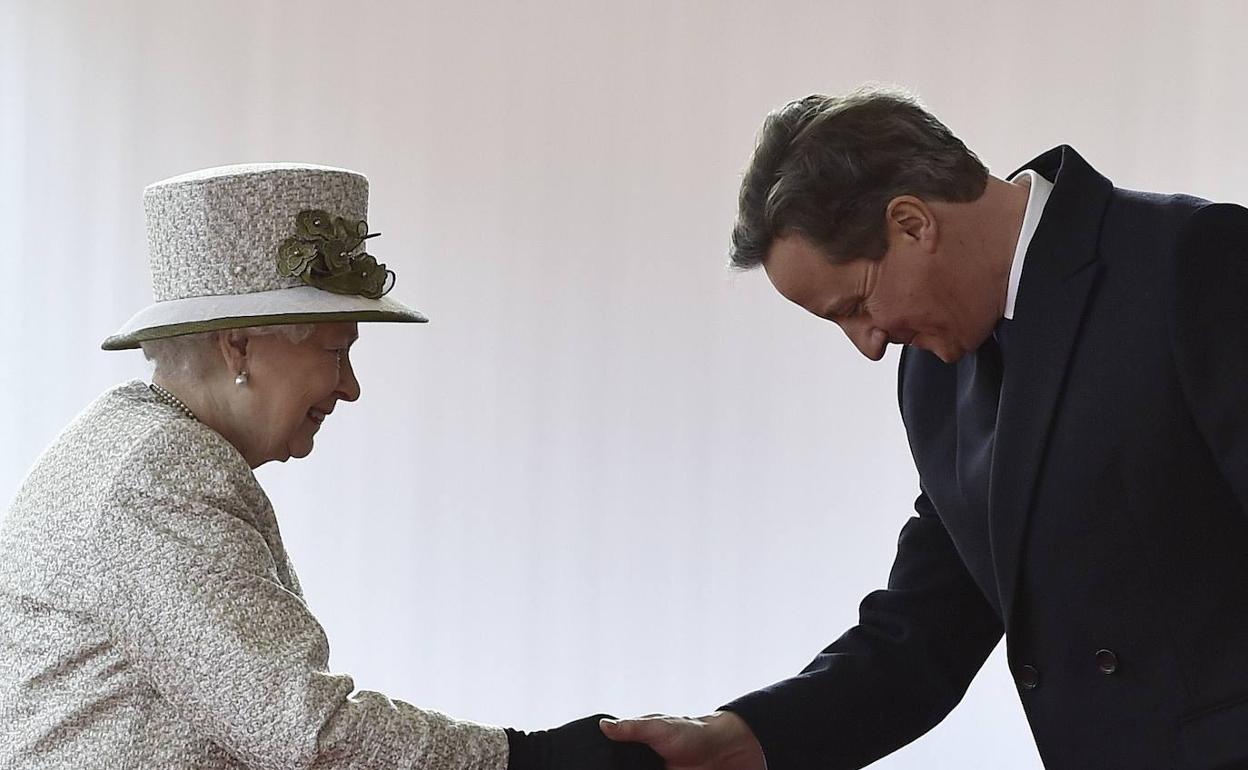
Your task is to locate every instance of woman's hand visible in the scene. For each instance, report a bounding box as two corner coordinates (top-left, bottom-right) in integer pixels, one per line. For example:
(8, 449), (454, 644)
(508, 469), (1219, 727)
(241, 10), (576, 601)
(599, 711), (766, 770)
(507, 714), (664, 770)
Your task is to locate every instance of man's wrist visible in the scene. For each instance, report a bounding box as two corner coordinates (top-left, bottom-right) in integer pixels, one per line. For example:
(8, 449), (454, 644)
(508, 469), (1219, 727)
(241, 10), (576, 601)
(707, 710), (768, 770)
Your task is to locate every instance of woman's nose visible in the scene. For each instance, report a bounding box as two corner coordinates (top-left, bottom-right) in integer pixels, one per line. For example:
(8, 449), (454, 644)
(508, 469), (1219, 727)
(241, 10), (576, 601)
(338, 360), (361, 402)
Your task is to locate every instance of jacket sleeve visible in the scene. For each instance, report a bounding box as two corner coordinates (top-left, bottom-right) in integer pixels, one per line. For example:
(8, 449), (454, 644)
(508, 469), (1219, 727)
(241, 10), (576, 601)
(87, 425), (508, 770)
(1170, 202), (1248, 516)
(722, 348), (1003, 770)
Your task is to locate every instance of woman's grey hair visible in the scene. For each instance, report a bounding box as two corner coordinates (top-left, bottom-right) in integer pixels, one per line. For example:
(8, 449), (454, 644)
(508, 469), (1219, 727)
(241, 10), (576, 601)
(730, 85), (989, 269)
(140, 324), (315, 379)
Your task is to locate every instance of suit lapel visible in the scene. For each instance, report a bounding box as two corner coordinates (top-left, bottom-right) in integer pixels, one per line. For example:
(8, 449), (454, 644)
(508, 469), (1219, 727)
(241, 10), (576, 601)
(988, 146), (1113, 630)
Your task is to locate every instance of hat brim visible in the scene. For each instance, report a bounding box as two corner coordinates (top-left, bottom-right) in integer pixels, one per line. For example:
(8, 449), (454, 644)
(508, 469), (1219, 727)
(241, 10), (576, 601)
(102, 285), (428, 351)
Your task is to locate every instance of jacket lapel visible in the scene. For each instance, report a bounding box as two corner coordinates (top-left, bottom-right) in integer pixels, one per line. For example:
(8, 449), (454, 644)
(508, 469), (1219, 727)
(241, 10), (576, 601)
(988, 146), (1113, 630)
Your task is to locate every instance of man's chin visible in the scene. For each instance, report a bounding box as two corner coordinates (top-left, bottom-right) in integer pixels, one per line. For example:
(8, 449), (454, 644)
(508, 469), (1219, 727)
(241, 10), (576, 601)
(930, 344), (967, 364)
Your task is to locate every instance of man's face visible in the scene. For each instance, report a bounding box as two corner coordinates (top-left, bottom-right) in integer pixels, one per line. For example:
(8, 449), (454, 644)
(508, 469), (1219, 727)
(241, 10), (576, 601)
(762, 227), (985, 363)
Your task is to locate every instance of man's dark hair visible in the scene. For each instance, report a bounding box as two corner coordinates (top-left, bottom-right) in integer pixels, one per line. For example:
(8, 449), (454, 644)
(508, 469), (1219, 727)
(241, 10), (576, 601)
(730, 86), (989, 269)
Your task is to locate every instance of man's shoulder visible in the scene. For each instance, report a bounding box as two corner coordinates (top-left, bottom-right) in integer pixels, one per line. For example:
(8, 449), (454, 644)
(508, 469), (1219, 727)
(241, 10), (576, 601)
(1169, 202), (1248, 300)
(1100, 191), (1248, 272)
(1175, 200), (1248, 239)
(1093, 187), (1227, 272)
(1108, 185), (1212, 218)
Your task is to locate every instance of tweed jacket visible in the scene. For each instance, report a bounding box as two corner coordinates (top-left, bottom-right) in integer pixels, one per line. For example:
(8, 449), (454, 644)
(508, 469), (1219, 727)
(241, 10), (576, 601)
(0, 381), (509, 770)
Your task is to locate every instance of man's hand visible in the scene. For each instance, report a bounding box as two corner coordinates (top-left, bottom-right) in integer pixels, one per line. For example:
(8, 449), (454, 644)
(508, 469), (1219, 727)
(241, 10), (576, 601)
(599, 711), (766, 770)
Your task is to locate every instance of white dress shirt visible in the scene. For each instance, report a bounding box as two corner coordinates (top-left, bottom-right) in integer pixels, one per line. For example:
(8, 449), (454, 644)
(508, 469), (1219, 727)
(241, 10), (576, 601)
(1003, 169), (1054, 320)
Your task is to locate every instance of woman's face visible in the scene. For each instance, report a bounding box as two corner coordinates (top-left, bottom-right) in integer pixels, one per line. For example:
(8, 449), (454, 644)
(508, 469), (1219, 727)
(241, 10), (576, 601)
(237, 322), (361, 465)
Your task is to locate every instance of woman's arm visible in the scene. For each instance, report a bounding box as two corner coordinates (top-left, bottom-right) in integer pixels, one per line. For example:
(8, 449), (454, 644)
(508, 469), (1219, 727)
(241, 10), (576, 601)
(89, 426), (658, 770)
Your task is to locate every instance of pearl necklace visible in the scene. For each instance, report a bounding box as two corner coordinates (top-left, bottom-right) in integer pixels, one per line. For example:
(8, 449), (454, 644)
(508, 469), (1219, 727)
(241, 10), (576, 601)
(148, 382), (198, 421)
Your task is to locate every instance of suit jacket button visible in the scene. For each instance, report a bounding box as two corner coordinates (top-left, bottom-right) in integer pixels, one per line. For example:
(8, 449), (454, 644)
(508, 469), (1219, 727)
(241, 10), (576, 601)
(1095, 649), (1119, 674)
(1016, 664), (1040, 690)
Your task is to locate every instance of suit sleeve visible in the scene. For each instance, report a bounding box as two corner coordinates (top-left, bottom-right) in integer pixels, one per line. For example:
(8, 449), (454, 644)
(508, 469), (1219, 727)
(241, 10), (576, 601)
(88, 427), (508, 770)
(722, 350), (1003, 770)
(1170, 203), (1248, 516)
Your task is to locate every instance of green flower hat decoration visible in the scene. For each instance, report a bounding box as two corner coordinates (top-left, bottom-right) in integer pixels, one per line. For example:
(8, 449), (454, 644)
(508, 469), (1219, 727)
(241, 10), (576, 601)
(276, 210), (396, 299)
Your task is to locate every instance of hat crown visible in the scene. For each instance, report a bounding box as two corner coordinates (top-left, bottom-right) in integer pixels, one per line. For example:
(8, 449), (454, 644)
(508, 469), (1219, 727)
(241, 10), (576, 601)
(143, 163), (369, 302)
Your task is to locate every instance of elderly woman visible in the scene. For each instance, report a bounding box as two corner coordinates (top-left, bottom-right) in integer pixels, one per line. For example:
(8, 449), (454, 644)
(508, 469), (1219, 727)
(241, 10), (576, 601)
(0, 164), (658, 770)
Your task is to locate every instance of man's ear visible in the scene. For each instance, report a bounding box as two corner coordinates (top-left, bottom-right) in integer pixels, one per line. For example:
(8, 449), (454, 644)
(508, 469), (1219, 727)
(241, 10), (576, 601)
(217, 330), (250, 378)
(885, 195), (938, 251)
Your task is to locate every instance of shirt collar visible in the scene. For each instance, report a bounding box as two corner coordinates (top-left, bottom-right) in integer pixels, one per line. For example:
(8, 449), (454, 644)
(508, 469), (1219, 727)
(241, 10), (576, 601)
(1003, 169), (1054, 320)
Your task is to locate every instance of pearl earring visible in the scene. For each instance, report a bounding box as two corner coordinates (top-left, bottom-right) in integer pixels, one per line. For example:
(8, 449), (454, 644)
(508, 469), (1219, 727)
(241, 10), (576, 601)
(235, 371), (249, 386)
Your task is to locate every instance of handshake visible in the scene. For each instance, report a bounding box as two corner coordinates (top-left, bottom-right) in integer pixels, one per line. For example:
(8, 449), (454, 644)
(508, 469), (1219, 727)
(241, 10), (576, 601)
(505, 715), (662, 770)
(504, 711), (765, 770)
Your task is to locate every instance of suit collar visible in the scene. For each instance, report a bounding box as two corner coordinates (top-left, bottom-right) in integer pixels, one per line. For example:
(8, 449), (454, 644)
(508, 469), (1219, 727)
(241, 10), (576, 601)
(1009, 145), (1111, 288)
(988, 145), (1113, 632)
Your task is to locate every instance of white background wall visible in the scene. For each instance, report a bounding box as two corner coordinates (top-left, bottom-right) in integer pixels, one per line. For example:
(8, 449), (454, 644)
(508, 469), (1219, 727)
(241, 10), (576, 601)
(3, 2), (1247, 767)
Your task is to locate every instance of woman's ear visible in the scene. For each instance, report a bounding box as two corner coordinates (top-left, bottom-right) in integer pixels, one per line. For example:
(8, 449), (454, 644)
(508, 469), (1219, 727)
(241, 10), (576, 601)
(216, 330), (250, 379)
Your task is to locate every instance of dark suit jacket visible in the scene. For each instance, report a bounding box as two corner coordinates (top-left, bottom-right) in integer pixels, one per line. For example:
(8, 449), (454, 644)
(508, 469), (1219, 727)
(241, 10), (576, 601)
(725, 146), (1248, 769)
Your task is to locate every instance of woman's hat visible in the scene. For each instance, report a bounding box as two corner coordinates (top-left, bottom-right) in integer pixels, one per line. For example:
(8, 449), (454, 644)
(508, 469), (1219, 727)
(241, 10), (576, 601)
(102, 163), (428, 351)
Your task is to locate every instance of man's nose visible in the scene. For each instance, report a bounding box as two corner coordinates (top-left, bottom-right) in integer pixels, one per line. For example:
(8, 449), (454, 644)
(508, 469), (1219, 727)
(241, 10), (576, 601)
(841, 320), (888, 361)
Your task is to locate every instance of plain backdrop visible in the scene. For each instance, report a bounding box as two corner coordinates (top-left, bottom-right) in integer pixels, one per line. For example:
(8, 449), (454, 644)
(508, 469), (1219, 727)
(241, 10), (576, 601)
(3, 1), (1247, 767)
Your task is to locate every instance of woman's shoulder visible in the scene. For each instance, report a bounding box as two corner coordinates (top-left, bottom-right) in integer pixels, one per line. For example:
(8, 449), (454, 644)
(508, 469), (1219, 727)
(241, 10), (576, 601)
(9, 380), (267, 524)
(75, 380), (241, 463)
(1, 382), (261, 605)
(2, 381), (287, 613)
(100, 382), (268, 509)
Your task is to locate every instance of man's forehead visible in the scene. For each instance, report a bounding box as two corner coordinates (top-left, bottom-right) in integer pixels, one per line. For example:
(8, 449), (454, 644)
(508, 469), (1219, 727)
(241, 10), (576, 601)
(764, 235), (854, 308)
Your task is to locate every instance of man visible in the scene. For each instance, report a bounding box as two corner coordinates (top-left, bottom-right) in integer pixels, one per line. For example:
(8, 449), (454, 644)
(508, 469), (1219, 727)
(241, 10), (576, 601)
(602, 88), (1248, 768)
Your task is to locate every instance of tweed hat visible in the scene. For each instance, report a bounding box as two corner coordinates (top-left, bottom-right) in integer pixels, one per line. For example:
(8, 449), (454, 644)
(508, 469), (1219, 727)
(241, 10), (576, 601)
(102, 163), (427, 351)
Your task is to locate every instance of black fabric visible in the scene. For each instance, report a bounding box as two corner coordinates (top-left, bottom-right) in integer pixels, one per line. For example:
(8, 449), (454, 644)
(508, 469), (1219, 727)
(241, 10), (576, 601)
(724, 146), (1248, 769)
(505, 716), (664, 770)
(956, 328), (1005, 527)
